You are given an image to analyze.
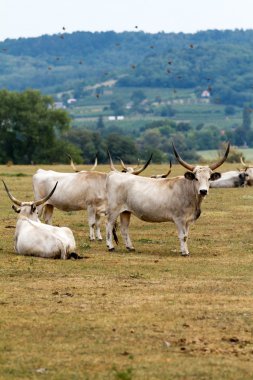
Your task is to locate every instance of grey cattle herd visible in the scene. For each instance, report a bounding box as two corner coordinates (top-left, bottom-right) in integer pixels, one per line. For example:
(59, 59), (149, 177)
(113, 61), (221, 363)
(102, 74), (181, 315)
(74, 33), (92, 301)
(2, 142), (253, 258)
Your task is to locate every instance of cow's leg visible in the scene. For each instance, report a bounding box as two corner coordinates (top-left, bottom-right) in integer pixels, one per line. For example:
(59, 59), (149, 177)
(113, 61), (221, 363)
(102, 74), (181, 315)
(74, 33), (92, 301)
(87, 206), (96, 241)
(106, 211), (119, 251)
(174, 220), (190, 256)
(120, 211), (135, 251)
(60, 246), (68, 260)
(43, 204), (54, 224)
(95, 212), (102, 241)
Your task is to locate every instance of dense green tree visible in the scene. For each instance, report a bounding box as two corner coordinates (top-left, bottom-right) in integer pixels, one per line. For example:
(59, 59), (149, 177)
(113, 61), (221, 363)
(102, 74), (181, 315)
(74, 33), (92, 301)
(242, 107), (252, 131)
(130, 90), (146, 105)
(65, 127), (107, 163)
(96, 115), (105, 131)
(110, 100), (125, 116)
(105, 133), (138, 163)
(0, 89), (81, 164)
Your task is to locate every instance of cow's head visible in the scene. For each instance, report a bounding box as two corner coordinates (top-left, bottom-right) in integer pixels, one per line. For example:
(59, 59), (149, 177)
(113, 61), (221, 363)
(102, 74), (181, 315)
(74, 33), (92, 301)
(2, 181), (58, 220)
(172, 143), (230, 196)
(238, 171), (249, 187)
(108, 151), (153, 175)
(240, 156), (253, 186)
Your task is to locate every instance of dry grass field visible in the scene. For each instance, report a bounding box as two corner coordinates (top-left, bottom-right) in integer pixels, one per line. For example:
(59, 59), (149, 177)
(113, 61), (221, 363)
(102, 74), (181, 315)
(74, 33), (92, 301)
(0, 163), (253, 380)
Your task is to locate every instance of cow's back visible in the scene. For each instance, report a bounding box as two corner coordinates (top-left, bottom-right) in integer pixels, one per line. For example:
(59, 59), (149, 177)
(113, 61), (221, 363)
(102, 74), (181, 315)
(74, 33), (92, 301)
(33, 169), (107, 211)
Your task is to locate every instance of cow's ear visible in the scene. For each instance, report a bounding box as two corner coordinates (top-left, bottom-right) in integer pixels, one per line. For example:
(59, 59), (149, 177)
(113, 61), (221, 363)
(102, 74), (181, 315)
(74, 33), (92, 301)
(184, 171), (195, 181)
(210, 172), (221, 181)
(12, 205), (20, 213)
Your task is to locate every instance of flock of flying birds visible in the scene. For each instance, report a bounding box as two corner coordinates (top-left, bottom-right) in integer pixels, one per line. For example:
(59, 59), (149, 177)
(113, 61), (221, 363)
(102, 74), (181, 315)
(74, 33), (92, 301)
(1, 25), (213, 99)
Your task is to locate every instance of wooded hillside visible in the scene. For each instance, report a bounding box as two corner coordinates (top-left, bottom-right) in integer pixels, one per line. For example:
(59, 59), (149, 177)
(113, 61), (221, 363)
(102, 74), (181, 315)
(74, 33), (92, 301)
(1, 30), (253, 107)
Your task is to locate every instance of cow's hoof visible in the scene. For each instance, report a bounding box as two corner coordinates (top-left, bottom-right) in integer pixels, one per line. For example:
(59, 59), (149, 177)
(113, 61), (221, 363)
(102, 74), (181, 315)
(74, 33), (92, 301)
(69, 252), (82, 260)
(108, 248), (115, 252)
(181, 253), (190, 257)
(127, 247), (135, 252)
(97, 239), (103, 242)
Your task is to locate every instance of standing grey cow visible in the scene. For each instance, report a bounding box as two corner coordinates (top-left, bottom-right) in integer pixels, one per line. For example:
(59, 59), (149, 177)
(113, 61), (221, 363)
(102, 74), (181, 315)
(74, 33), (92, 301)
(33, 169), (107, 241)
(106, 143), (230, 256)
(32, 154), (153, 241)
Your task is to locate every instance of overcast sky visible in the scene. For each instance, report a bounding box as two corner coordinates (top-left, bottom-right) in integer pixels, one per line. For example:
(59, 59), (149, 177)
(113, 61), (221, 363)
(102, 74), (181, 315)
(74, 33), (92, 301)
(2, 0), (253, 41)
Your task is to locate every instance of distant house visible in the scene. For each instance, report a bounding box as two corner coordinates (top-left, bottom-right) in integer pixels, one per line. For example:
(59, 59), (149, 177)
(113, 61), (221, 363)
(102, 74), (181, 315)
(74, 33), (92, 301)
(67, 98), (77, 104)
(108, 116), (125, 121)
(201, 90), (211, 98)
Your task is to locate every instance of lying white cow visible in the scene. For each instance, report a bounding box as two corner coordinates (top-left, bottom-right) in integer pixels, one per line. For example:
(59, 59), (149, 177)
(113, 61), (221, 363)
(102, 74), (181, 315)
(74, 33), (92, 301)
(106, 143), (230, 256)
(210, 170), (247, 188)
(3, 181), (77, 259)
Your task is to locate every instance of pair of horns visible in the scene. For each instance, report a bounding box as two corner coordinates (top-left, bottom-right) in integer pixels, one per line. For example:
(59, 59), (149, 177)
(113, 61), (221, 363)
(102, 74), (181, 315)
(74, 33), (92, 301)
(108, 151), (152, 175)
(172, 142), (230, 171)
(118, 157), (140, 172)
(66, 154), (98, 172)
(2, 180), (58, 207)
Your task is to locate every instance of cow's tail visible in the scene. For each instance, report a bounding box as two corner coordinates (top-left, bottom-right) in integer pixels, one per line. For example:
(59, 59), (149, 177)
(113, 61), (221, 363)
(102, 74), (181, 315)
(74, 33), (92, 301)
(112, 222), (119, 245)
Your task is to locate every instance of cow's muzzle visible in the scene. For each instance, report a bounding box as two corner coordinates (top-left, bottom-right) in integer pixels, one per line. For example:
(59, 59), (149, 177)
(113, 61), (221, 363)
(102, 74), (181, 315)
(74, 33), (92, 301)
(199, 189), (208, 196)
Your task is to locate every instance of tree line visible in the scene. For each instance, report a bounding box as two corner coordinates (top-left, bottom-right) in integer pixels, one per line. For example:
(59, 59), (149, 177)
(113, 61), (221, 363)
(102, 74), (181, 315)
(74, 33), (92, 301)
(0, 90), (250, 165)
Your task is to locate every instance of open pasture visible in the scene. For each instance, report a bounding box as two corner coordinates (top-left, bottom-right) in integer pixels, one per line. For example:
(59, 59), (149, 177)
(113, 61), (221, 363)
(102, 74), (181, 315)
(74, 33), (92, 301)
(0, 163), (253, 380)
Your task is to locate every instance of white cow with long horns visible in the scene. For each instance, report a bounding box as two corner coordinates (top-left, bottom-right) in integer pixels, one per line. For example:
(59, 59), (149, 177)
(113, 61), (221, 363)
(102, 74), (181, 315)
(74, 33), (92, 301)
(105, 143), (230, 256)
(3, 181), (77, 259)
(33, 154), (152, 241)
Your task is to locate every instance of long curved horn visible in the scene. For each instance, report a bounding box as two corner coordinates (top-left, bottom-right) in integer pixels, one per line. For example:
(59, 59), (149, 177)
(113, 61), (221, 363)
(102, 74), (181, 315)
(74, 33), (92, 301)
(118, 157), (127, 171)
(2, 180), (22, 206)
(90, 155), (98, 171)
(34, 182), (58, 206)
(132, 153), (153, 175)
(240, 156), (248, 167)
(107, 150), (117, 171)
(66, 153), (79, 172)
(172, 143), (195, 171)
(161, 159), (172, 178)
(209, 142), (230, 170)
(150, 159), (172, 178)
